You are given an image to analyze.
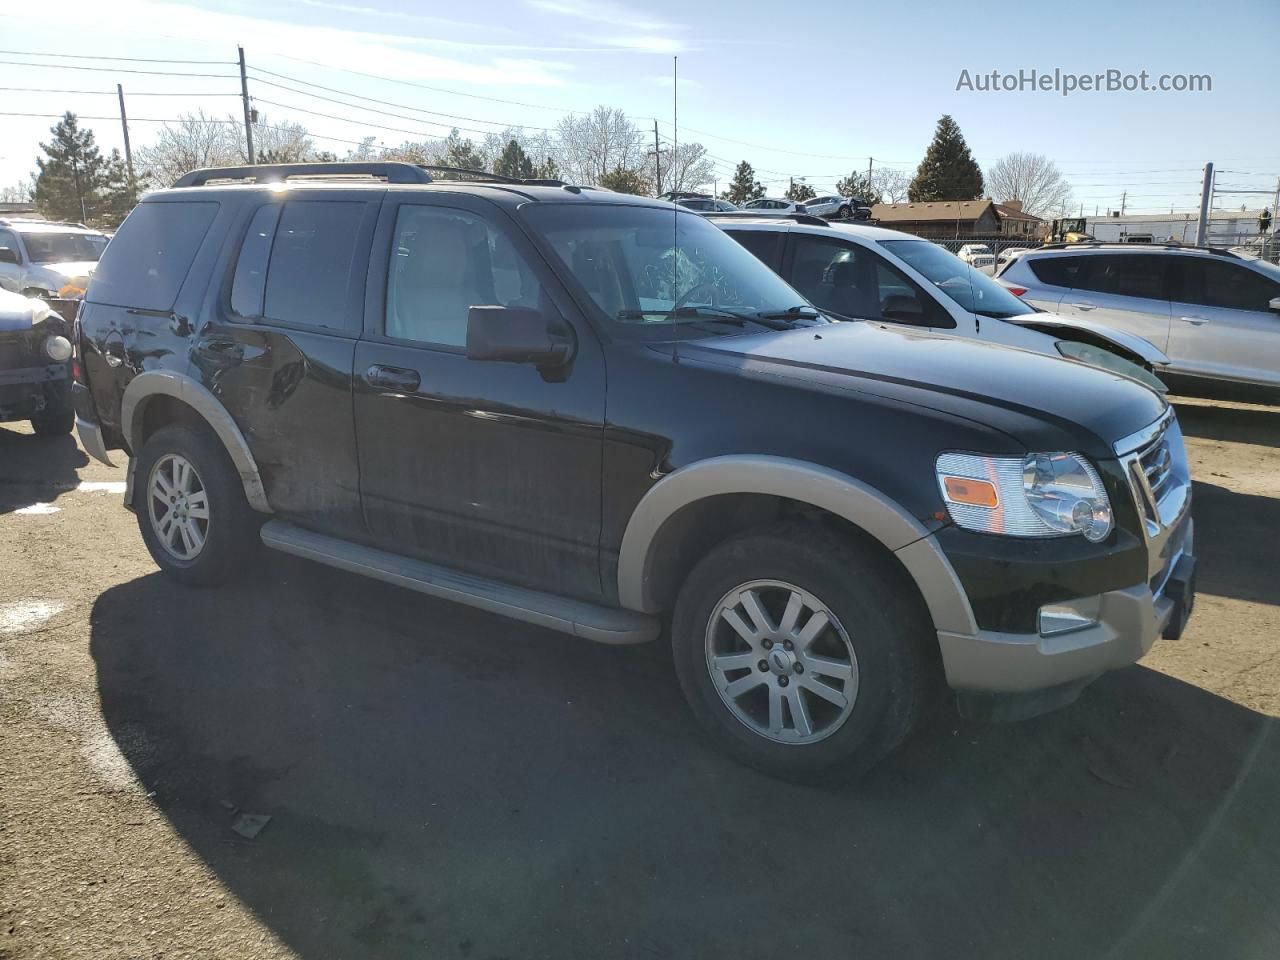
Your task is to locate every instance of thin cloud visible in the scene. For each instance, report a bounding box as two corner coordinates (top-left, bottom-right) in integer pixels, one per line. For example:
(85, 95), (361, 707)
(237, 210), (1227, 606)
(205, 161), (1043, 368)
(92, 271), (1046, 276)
(526, 0), (682, 33)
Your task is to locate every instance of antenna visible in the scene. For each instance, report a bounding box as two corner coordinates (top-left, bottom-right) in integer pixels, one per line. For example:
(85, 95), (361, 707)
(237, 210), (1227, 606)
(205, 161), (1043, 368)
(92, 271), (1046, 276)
(671, 54), (679, 346)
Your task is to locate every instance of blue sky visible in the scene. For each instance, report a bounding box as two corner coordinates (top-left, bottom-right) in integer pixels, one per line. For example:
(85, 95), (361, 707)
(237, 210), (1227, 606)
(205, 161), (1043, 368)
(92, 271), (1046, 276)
(2, 0), (1277, 213)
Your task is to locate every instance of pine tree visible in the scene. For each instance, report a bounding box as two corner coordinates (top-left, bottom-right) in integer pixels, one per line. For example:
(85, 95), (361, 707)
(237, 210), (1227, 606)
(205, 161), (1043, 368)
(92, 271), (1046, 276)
(597, 166), (650, 196)
(534, 156), (560, 181)
(493, 139), (535, 180)
(722, 161), (764, 204)
(907, 115), (984, 202)
(34, 113), (135, 227)
(438, 130), (487, 174)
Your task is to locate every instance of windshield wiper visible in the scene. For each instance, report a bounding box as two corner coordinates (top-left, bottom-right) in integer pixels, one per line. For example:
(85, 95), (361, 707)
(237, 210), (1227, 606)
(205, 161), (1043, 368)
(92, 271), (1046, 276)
(616, 305), (756, 325)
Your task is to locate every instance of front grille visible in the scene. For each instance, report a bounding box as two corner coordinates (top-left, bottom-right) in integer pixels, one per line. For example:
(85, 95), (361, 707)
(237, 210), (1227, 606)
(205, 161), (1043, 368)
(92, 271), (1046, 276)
(1139, 433), (1175, 504)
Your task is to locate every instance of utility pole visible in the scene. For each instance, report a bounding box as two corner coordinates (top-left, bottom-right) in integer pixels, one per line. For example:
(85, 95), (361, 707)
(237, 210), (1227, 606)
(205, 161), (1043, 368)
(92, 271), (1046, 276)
(238, 45), (255, 164)
(70, 156), (86, 224)
(653, 120), (662, 196)
(1120, 191), (1127, 216)
(116, 84), (136, 200)
(1195, 162), (1214, 245)
(867, 156), (872, 198)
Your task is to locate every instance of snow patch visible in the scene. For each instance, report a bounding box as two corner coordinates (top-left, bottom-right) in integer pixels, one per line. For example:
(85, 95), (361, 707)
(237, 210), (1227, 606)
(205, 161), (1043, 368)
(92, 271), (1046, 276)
(78, 481), (126, 494)
(16, 502), (59, 515)
(0, 599), (65, 634)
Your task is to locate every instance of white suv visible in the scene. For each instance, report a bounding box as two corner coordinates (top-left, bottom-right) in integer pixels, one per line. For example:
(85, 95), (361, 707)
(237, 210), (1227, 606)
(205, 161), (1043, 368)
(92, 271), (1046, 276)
(713, 216), (1169, 390)
(999, 244), (1280, 390)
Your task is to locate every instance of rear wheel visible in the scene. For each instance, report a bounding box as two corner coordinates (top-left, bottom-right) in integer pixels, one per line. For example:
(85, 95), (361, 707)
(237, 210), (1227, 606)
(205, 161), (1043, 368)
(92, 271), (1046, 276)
(671, 523), (931, 782)
(134, 423), (259, 586)
(838, 205), (852, 219)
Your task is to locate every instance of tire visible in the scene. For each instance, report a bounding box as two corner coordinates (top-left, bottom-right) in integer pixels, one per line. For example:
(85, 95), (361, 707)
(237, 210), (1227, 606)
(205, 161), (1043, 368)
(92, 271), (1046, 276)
(671, 523), (931, 783)
(134, 423), (259, 586)
(838, 205), (852, 220)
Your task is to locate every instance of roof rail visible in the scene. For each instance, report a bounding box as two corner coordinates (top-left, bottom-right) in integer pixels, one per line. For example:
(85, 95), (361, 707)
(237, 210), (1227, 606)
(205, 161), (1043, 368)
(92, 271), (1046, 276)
(173, 161), (434, 188)
(0, 217), (92, 229)
(1036, 240), (1241, 258)
(415, 164), (566, 187)
(702, 211), (832, 227)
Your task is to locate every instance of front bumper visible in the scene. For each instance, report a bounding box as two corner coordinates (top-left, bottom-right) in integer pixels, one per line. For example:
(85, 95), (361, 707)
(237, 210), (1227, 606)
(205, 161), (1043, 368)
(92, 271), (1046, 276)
(937, 518), (1194, 698)
(0, 362), (68, 388)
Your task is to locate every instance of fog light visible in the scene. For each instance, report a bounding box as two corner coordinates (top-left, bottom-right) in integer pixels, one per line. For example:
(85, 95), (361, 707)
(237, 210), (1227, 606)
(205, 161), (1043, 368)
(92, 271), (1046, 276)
(44, 334), (73, 362)
(1039, 597), (1101, 636)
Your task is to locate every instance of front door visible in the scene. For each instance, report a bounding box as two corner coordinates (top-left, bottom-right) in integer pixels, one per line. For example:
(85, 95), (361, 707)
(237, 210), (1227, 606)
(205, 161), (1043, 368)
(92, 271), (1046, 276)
(353, 194), (607, 601)
(1167, 255), (1280, 386)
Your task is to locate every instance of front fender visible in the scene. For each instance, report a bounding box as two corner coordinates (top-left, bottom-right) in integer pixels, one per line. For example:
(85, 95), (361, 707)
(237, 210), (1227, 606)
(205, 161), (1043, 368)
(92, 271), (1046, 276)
(1007, 312), (1169, 367)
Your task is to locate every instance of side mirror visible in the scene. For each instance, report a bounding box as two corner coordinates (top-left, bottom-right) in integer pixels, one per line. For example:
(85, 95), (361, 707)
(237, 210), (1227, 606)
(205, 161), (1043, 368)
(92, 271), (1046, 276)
(1270, 297), (1280, 313)
(0, 247), (19, 265)
(466, 305), (572, 367)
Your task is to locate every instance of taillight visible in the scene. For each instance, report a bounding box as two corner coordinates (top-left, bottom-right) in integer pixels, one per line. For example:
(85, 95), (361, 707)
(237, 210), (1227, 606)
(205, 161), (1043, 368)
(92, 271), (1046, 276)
(71, 310), (87, 385)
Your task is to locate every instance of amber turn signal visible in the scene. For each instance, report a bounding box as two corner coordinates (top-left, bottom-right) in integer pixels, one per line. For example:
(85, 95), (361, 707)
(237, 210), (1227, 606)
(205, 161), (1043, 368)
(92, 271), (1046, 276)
(942, 475), (999, 508)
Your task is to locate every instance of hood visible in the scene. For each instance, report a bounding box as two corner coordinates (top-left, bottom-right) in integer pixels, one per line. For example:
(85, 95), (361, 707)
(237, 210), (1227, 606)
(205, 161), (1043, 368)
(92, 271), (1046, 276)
(0, 288), (50, 332)
(1005, 311), (1170, 366)
(680, 321), (1167, 458)
(37, 261), (100, 278)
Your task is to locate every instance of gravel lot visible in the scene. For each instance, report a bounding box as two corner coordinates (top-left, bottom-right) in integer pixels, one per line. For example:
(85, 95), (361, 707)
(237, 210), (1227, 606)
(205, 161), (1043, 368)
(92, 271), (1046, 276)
(2, 395), (1278, 960)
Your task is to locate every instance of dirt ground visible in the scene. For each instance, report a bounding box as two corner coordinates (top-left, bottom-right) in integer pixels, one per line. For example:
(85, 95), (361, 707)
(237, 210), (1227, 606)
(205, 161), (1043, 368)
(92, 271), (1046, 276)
(1, 395), (1277, 960)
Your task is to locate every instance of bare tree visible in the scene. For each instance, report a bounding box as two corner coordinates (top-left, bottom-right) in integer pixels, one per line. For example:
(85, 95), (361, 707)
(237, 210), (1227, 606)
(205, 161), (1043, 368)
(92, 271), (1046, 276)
(984, 152), (1072, 218)
(231, 115), (314, 164)
(135, 111), (236, 187)
(647, 141), (715, 195)
(0, 179), (35, 203)
(869, 167), (911, 204)
(556, 106), (645, 186)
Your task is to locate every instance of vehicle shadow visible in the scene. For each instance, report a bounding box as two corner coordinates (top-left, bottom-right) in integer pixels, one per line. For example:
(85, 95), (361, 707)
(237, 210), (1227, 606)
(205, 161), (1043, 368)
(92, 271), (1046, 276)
(90, 555), (1280, 960)
(1191, 480), (1280, 606)
(0, 424), (90, 514)
(1173, 397), (1280, 448)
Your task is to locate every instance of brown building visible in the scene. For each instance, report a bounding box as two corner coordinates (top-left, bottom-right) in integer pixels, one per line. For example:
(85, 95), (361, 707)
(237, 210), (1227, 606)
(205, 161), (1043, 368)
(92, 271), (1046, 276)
(869, 199), (1045, 239)
(993, 200), (1044, 237)
(869, 200), (1001, 238)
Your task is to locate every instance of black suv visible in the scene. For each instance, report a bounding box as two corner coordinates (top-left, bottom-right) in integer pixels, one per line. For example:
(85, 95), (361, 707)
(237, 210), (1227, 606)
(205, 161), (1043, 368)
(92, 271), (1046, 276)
(74, 163), (1196, 780)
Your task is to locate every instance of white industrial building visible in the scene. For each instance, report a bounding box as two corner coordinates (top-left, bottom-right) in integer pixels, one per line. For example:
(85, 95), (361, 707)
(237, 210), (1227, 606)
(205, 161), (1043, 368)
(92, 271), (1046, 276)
(1085, 209), (1268, 244)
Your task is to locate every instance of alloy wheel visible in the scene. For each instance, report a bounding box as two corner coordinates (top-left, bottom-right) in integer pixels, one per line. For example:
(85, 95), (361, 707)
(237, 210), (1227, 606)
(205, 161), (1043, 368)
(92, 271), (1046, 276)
(705, 579), (859, 744)
(147, 453), (210, 561)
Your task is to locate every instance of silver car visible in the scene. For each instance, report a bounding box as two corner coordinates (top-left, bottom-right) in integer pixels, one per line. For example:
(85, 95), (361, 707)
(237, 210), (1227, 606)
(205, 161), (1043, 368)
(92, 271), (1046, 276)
(0, 218), (110, 299)
(803, 195), (864, 219)
(999, 244), (1280, 390)
(743, 198), (810, 215)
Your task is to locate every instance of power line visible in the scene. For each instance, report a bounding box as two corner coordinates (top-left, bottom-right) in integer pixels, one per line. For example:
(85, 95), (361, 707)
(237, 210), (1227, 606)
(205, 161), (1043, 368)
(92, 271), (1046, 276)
(0, 59), (236, 79)
(251, 96), (542, 143)
(0, 49), (232, 65)
(0, 86), (240, 97)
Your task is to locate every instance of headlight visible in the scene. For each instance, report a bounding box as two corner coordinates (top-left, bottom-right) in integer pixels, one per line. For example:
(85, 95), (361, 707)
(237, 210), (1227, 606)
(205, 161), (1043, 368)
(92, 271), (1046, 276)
(44, 334), (73, 362)
(936, 451), (1113, 542)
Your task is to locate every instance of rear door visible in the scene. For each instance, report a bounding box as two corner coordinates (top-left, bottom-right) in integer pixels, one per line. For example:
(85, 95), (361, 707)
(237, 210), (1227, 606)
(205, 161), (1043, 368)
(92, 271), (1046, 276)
(1166, 255), (1280, 385)
(193, 191), (378, 534)
(353, 193), (607, 600)
(1058, 253), (1172, 351)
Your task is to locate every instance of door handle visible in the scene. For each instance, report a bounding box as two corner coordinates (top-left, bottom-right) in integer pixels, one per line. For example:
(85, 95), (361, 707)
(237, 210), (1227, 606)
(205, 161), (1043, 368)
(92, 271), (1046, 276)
(365, 363), (421, 392)
(1178, 315), (1210, 325)
(1069, 302), (1097, 311)
(195, 337), (244, 362)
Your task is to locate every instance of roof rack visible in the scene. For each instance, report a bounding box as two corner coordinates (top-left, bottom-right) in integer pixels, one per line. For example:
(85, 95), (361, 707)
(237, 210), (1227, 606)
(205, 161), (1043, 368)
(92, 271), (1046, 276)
(173, 161), (571, 189)
(1036, 240), (1240, 258)
(0, 217), (93, 230)
(702, 211), (832, 227)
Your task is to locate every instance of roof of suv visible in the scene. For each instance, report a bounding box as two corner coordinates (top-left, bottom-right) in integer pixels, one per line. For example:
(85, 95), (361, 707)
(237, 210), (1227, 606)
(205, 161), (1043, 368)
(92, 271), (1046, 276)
(0, 218), (105, 235)
(159, 161), (671, 213)
(707, 214), (914, 243)
(1016, 242), (1246, 260)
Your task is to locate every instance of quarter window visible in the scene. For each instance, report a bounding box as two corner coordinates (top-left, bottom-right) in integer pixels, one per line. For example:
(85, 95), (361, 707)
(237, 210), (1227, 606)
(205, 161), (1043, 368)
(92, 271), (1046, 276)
(386, 205), (545, 348)
(230, 204), (281, 318)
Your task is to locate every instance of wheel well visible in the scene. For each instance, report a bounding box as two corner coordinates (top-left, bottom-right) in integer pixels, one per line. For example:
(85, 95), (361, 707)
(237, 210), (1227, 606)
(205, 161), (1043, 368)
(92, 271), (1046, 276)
(643, 493), (932, 625)
(134, 394), (208, 452)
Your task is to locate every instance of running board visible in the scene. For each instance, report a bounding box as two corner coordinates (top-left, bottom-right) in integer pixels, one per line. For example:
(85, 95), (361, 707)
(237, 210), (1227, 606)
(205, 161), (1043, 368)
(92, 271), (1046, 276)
(259, 520), (659, 645)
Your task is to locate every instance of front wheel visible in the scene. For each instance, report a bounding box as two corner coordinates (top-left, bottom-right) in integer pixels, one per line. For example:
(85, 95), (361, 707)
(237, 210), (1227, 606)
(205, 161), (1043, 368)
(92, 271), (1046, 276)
(838, 205), (852, 219)
(671, 523), (931, 783)
(134, 423), (259, 586)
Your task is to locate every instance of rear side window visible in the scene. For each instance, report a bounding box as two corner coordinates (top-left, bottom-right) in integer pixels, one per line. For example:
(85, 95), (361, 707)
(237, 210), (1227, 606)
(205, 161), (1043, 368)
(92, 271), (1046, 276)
(262, 201), (365, 330)
(729, 230), (783, 268)
(88, 201), (218, 311)
(1027, 255), (1084, 288)
(1077, 254), (1167, 300)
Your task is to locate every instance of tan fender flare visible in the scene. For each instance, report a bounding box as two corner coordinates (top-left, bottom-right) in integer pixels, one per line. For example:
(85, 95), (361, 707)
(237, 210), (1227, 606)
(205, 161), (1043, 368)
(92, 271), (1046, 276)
(121, 369), (272, 513)
(616, 455), (977, 636)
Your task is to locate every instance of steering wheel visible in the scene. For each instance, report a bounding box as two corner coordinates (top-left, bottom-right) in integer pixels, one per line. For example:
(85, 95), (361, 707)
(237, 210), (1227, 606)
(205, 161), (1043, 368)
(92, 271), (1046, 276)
(671, 280), (720, 313)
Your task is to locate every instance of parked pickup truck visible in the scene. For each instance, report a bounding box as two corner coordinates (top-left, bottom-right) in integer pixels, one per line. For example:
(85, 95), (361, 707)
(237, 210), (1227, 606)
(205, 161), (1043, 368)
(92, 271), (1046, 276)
(74, 162), (1196, 781)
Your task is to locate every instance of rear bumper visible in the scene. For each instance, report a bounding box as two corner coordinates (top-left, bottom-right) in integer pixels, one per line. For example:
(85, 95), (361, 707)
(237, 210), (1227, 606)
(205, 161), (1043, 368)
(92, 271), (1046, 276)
(937, 520), (1195, 697)
(72, 382), (115, 466)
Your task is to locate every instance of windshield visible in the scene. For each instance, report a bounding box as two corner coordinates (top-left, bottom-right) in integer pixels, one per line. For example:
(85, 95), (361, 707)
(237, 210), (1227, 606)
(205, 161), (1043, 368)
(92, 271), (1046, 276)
(966, 245), (992, 254)
(524, 203), (824, 338)
(880, 239), (1033, 318)
(21, 232), (108, 264)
